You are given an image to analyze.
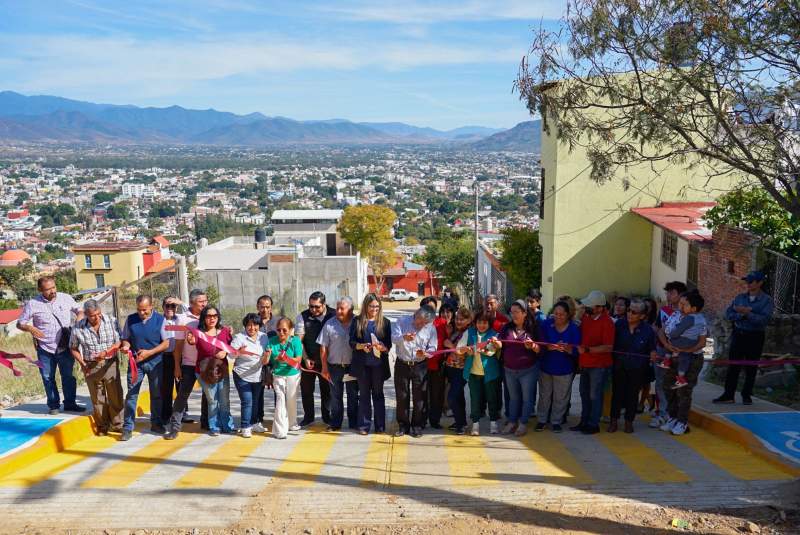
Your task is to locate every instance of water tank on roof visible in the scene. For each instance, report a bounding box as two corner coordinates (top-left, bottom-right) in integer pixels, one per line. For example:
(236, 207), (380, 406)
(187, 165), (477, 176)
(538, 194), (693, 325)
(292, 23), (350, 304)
(255, 228), (267, 243)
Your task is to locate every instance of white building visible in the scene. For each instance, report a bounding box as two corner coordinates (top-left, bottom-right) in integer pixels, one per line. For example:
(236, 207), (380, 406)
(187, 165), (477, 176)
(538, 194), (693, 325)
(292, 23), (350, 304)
(121, 183), (156, 198)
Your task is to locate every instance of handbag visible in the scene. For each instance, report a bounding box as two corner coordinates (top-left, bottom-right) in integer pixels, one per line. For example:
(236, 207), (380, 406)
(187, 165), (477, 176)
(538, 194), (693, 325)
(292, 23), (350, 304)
(199, 356), (225, 384)
(48, 305), (71, 353)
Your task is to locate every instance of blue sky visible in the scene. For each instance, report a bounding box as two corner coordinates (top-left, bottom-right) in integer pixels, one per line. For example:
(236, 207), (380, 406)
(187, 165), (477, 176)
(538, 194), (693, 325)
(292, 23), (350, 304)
(0, 0), (566, 130)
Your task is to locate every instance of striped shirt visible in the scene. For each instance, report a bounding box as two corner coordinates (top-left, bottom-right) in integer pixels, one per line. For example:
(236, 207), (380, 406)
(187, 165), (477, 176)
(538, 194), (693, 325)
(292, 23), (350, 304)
(69, 314), (121, 361)
(19, 292), (80, 354)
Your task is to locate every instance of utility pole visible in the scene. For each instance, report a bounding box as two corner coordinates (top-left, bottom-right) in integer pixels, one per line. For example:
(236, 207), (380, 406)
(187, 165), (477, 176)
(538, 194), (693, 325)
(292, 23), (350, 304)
(474, 180), (480, 307)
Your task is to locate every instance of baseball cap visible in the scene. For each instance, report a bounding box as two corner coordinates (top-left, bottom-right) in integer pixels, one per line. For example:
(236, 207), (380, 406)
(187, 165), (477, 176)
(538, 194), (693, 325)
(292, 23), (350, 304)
(742, 271), (766, 283)
(581, 290), (607, 308)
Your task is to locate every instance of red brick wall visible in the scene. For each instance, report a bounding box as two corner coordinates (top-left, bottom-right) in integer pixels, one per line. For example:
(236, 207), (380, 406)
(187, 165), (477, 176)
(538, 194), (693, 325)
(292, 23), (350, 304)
(698, 226), (757, 317)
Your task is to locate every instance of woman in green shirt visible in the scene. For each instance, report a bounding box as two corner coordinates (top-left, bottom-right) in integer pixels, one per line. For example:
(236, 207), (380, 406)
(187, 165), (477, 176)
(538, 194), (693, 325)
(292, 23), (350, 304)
(266, 317), (303, 439)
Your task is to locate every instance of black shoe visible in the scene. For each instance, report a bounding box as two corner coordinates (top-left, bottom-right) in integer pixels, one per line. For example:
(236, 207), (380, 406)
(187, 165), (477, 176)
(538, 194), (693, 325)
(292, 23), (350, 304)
(456, 426), (465, 435)
(712, 396), (735, 404)
(163, 430), (178, 440)
(326, 425), (341, 432)
(64, 404), (86, 413)
(447, 422), (458, 430)
(581, 426), (600, 435)
(410, 427), (423, 438)
(742, 396), (753, 405)
(535, 423), (547, 432)
(120, 430), (133, 441)
(429, 422), (442, 429)
(569, 424), (585, 432)
(97, 429), (108, 436)
(151, 424), (166, 434)
(299, 418), (314, 428)
(181, 416), (196, 424)
(394, 427), (408, 437)
(48, 408), (60, 415)
(552, 424), (563, 433)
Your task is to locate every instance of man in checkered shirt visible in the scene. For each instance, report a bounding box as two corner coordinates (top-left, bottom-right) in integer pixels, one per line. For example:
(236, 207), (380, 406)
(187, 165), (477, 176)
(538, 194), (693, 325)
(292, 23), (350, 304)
(69, 299), (124, 435)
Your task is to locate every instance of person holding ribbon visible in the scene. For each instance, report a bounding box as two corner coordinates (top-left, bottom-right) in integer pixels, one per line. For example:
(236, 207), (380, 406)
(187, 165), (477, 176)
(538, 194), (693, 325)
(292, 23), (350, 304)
(120, 295), (169, 441)
(69, 299), (124, 435)
(317, 296), (359, 432)
(460, 311), (501, 436)
(230, 313), (270, 437)
(188, 305), (234, 436)
(349, 293), (392, 436)
(493, 300), (540, 437)
(265, 316), (304, 439)
(295, 291), (335, 428)
(443, 307), (472, 435)
(18, 275), (85, 415)
(535, 301), (581, 433)
(255, 294), (279, 429)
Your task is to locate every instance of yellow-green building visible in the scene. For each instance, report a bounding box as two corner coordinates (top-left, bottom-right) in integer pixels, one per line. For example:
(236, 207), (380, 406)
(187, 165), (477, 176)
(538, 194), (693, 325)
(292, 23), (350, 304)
(538, 89), (736, 308)
(72, 241), (148, 290)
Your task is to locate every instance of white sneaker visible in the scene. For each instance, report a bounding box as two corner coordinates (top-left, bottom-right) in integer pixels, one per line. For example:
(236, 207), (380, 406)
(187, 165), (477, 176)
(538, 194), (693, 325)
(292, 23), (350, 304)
(470, 422), (480, 436)
(489, 421), (499, 434)
(241, 427), (252, 438)
(289, 424), (301, 432)
(649, 415), (664, 429)
(501, 422), (516, 435)
(660, 417), (677, 432)
(671, 421), (688, 435)
(252, 422), (266, 433)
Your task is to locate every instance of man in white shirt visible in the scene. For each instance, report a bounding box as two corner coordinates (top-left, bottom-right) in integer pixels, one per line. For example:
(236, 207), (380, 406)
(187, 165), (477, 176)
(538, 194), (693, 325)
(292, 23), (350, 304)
(391, 307), (438, 438)
(317, 296), (359, 431)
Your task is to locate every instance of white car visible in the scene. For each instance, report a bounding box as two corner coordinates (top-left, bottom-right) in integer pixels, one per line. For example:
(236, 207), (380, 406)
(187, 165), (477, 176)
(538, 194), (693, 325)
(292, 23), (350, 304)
(388, 289), (418, 302)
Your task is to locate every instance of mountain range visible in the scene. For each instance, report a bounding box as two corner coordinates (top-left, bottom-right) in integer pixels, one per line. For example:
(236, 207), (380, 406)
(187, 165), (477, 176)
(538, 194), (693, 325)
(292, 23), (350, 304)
(0, 91), (540, 152)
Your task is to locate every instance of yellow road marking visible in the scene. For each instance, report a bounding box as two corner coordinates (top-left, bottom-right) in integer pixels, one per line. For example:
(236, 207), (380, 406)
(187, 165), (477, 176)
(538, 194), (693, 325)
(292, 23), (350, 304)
(673, 426), (794, 481)
(597, 432), (690, 483)
(520, 432), (594, 484)
(444, 434), (497, 487)
(270, 426), (339, 487)
(361, 433), (391, 486)
(174, 434), (266, 488)
(387, 434), (408, 487)
(0, 435), (118, 488)
(82, 428), (201, 488)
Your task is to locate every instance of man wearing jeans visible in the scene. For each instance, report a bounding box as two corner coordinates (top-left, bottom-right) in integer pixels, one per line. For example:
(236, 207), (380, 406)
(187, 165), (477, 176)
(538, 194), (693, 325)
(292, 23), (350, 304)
(572, 290), (614, 435)
(318, 296), (359, 431)
(651, 281), (687, 428)
(18, 275), (85, 415)
(120, 295), (169, 441)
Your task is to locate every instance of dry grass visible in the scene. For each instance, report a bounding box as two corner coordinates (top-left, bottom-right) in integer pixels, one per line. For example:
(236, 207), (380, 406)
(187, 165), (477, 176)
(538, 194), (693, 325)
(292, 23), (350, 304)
(0, 333), (87, 407)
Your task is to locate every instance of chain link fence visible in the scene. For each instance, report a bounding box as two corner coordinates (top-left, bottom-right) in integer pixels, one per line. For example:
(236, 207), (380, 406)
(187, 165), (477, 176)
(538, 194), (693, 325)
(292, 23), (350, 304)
(763, 249), (800, 314)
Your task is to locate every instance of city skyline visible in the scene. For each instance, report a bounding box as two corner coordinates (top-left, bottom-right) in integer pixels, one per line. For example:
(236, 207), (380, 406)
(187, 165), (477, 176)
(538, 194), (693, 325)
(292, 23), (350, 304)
(0, 0), (566, 130)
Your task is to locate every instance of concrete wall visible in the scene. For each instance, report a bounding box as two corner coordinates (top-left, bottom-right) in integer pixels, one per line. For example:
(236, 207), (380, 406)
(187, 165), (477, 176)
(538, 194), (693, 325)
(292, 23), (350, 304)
(649, 225), (690, 302)
(198, 255), (367, 316)
(538, 92), (737, 308)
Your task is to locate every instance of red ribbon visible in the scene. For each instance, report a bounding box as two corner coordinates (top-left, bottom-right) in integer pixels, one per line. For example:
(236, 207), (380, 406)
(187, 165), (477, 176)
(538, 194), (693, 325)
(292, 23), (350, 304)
(124, 349), (139, 384)
(164, 325), (259, 356)
(0, 350), (44, 377)
(275, 349), (332, 383)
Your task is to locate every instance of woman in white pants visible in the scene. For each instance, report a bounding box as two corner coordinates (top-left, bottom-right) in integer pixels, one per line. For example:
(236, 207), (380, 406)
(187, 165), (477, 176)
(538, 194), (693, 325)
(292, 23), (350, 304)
(266, 317), (303, 439)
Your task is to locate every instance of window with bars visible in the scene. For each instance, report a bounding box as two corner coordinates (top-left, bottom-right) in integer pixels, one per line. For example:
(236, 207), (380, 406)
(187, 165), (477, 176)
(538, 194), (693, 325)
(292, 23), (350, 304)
(661, 231), (678, 270)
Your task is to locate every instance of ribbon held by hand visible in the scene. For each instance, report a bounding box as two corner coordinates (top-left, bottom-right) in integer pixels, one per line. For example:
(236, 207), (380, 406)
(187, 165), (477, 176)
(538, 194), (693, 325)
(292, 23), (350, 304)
(0, 350), (44, 377)
(164, 325), (258, 357)
(124, 349), (139, 384)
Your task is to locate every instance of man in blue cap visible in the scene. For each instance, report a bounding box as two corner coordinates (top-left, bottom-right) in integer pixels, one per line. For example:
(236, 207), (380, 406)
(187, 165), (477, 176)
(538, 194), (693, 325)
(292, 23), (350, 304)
(714, 271), (774, 405)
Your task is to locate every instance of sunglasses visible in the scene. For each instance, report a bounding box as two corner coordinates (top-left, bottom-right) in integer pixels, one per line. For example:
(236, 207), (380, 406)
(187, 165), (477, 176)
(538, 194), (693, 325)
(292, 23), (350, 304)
(276, 328), (290, 333)
(206, 314), (219, 319)
(368, 304), (381, 309)
(164, 303), (178, 308)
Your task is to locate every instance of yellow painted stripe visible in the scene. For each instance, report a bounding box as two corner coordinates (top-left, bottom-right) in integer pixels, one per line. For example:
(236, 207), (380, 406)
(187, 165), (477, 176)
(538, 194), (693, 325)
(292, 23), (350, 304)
(82, 427), (201, 488)
(673, 425), (794, 481)
(270, 425), (339, 487)
(520, 431), (594, 484)
(0, 435), (118, 487)
(174, 434), (266, 488)
(361, 433), (391, 486)
(597, 432), (690, 483)
(443, 434), (497, 487)
(387, 434), (408, 487)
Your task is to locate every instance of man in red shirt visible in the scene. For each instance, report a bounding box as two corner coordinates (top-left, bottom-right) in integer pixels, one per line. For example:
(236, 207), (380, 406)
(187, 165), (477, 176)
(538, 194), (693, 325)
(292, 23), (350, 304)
(484, 294), (509, 331)
(572, 290), (615, 434)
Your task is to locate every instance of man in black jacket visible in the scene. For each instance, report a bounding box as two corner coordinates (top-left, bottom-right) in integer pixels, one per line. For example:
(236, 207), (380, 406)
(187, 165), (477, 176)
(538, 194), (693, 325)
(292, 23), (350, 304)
(295, 291), (335, 427)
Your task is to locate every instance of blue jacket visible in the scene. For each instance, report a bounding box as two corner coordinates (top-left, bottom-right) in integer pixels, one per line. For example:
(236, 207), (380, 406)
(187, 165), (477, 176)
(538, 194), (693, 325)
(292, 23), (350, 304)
(725, 292), (773, 332)
(462, 326), (500, 382)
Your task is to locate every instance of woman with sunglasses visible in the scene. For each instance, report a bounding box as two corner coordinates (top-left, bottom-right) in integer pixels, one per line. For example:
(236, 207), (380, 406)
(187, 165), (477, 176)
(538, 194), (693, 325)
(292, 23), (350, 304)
(187, 305), (234, 436)
(265, 316), (303, 439)
(349, 293), (392, 435)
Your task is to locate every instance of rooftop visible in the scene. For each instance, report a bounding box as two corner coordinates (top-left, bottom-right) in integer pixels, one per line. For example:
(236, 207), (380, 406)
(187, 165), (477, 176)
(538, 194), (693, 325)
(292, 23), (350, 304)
(271, 209), (343, 221)
(71, 241), (147, 252)
(631, 202), (716, 242)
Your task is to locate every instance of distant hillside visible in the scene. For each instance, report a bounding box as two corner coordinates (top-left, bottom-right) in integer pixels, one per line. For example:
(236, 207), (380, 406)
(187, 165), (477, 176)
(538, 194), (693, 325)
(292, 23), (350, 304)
(0, 90), (506, 146)
(470, 120), (541, 153)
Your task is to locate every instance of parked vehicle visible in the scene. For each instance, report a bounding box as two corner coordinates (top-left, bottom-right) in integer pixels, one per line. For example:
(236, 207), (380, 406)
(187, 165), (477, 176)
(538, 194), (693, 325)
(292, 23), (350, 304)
(387, 289), (418, 302)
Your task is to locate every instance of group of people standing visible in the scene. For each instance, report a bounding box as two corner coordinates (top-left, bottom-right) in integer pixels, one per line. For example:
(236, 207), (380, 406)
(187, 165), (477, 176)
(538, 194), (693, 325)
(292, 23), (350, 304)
(17, 271), (773, 443)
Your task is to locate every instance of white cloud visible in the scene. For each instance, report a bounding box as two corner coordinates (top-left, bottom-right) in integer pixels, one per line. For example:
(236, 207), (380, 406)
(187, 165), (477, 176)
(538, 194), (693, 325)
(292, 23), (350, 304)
(324, 0), (567, 24)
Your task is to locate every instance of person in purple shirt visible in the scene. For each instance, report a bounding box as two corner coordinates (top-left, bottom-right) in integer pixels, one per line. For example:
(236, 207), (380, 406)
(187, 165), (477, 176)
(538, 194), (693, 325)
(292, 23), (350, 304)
(492, 300), (541, 436)
(18, 275), (85, 415)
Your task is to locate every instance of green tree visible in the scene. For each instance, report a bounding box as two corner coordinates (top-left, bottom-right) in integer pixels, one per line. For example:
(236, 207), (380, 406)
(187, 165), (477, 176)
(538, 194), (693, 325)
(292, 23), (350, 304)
(54, 269), (79, 296)
(419, 235), (475, 306)
(93, 191), (116, 204)
(106, 202), (131, 220)
(516, 0), (800, 218)
(338, 205), (400, 293)
(499, 228), (542, 297)
(705, 188), (800, 258)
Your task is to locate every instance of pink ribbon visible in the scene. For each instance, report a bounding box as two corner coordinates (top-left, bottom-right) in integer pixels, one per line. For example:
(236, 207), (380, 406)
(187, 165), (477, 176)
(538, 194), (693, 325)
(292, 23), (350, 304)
(274, 348), (332, 383)
(0, 350), (44, 377)
(164, 325), (258, 356)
